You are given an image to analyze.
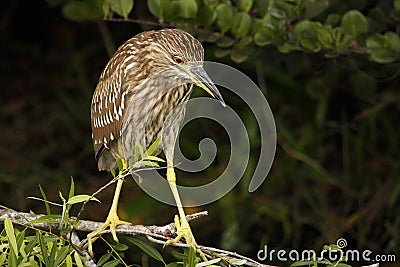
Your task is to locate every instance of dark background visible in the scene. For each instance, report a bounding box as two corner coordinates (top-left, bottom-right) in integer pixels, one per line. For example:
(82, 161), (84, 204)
(1, 0), (399, 265)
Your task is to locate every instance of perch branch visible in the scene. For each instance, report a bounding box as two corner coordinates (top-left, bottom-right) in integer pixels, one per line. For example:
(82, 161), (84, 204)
(0, 208), (271, 267)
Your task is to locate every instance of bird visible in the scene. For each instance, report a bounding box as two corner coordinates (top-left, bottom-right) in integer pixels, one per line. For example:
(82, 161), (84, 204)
(87, 28), (225, 257)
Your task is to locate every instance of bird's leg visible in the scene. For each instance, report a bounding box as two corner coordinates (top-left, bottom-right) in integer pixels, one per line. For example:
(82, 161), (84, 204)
(86, 159), (131, 256)
(164, 164), (206, 261)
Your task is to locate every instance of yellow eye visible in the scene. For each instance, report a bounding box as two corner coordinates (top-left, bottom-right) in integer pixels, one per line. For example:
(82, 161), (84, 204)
(173, 56), (185, 64)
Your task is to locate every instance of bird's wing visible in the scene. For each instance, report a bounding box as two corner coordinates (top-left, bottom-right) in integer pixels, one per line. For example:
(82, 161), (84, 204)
(91, 53), (132, 161)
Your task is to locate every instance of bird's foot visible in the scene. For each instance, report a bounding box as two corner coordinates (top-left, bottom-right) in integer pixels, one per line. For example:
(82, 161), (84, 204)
(86, 213), (131, 256)
(164, 215), (207, 261)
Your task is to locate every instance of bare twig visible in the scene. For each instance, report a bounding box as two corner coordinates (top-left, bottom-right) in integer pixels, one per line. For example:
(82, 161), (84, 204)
(102, 17), (167, 28)
(97, 20), (115, 57)
(0, 208), (270, 267)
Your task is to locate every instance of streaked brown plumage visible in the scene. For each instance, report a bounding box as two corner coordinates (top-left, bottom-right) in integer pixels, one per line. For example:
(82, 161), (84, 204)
(91, 28), (217, 171)
(87, 28), (224, 257)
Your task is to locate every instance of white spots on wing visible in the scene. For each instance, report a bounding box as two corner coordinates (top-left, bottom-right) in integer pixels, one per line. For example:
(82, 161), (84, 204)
(113, 103), (118, 118)
(121, 91), (126, 109)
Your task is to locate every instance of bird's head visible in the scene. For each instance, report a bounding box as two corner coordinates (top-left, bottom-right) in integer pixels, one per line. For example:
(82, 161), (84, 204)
(148, 29), (225, 106)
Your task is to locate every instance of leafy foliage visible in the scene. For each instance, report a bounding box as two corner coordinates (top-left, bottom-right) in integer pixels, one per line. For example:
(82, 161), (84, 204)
(46, 0), (400, 64)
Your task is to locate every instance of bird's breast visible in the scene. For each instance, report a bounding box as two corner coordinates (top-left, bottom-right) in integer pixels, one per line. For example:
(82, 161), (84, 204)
(120, 83), (193, 160)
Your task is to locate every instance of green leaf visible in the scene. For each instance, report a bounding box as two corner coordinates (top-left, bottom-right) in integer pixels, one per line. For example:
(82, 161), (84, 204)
(268, 0), (295, 19)
(68, 177), (75, 201)
(73, 251), (84, 267)
(196, 258), (221, 266)
(254, 27), (274, 46)
(116, 157), (125, 171)
(65, 255), (73, 267)
(304, 0), (328, 19)
(215, 3), (233, 33)
(146, 155), (165, 162)
(368, 7), (386, 32)
(62, 0), (103, 22)
(135, 142), (145, 160)
(231, 12), (252, 38)
(395, 0), (400, 10)
(39, 185), (51, 215)
(67, 177), (75, 210)
(316, 27), (333, 49)
(103, 259), (121, 267)
(238, 0), (253, 12)
(230, 47), (248, 63)
(229, 258), (247, 265)
(237, 36), (253, 48)
(385, 31), (400, 52)
(332, 27), (351, 54)
(24, 233), (39, 254)
(187, 247), (199, 266)
(49, 240), (58, 266)
(216, 37), (235, 48)
(214, 48), (231, 58)
(145, 136), (161, 156)
(366, 33), (399, 63)
(254, 0), (268, 16)
(341, 10), (368, 37)
(196, 5), (216, 28)
(325, 13), (340, 26)
(204, 32), (220, 43)
(38, 233), (50, 266)
(108, 0), (133, 19)
(171, 250), (187, 260)
(67, 194), (100, 205)
(0, 254), (6, 266)
(28, 214), (62, 224)
(177, 0), (197, 18)
(113, 243), (129, 251)
(4, 218), (18, 257)
(293, 20), (322, 52)
(98, 253), (112, 265)
(160, 0), (180, 20)
(127, 236), (164, 262)
(148, 0), (161, 18)
(366, 34), (384, 49)
(165, 263), (180, 267)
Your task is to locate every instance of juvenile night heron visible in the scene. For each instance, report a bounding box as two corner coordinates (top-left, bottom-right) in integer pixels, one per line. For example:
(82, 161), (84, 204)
(88, 29), (225, 256)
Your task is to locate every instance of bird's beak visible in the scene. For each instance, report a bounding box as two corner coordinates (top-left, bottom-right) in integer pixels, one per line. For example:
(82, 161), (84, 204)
(190, 66), (226, 107)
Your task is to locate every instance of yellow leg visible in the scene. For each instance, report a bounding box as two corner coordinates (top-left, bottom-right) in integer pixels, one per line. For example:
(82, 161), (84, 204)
(86, 160), (131, 255)
(164, 164), (206, 261)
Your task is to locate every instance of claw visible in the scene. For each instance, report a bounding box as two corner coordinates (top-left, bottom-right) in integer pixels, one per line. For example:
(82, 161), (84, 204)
(164, 215), (206, 261)
(86, 214), (131, 256)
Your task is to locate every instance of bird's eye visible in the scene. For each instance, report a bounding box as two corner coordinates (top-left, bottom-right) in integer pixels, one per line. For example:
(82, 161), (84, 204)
(173, 56), (185, 64)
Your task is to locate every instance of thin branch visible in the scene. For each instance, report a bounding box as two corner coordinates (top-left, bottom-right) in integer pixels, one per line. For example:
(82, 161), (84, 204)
(101, 17), (235, 44)
(102, 17), (167, 28)
(97, 20), (115, 58)
(0, 208), (270, 267)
